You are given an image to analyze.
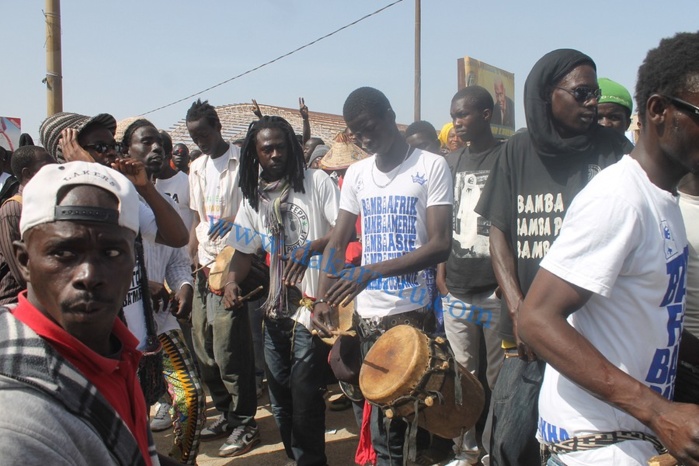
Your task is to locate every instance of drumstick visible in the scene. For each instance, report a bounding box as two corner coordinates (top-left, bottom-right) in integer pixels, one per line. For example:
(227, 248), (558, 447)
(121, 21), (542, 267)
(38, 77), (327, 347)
(239, 285), (264, 303)
(192, 259), (215, 275)
(648, 453), (678, 466)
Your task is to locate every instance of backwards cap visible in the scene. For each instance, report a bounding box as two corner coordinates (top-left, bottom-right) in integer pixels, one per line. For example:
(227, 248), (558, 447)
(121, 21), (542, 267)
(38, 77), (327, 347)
(20, 161), (139, 238)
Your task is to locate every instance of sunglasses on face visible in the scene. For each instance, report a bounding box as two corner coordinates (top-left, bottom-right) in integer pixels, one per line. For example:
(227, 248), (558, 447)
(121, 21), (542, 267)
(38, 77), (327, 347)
(83, 142), (123, 154)
(664, 95), (699, 118)
(556, 86), (602, 103)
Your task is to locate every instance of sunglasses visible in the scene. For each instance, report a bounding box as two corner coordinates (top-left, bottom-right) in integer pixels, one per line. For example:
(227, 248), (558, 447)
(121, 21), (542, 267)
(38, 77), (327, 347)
(664, 95), (699, 118)
(556, 86), (602, 103)
(83, 142), (123, 154)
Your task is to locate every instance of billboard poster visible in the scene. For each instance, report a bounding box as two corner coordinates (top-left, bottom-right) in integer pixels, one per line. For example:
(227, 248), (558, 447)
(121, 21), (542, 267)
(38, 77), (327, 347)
(0, 117), (21, 152)
(458, 57), (515, 139)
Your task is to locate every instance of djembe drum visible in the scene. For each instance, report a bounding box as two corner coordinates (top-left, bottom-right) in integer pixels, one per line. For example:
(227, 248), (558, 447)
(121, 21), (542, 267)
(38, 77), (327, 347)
(359, 324), (484, 439)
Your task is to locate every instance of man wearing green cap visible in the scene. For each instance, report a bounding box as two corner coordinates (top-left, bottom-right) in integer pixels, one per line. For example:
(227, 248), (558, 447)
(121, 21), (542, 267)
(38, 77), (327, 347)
(597, 77), (634, 135)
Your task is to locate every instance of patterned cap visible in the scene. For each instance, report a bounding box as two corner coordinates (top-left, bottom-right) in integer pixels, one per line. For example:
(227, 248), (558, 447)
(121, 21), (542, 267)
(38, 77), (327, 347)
(39, 112), (116, 162)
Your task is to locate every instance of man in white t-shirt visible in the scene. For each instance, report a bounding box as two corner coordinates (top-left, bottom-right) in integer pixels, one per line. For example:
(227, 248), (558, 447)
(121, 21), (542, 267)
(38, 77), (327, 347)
(518, 32), (699, 466)
(155, 130), (195, 231)
(314, 87), (453, 465)
(185, 99), (258, 458)
(223, 115), (339, 465)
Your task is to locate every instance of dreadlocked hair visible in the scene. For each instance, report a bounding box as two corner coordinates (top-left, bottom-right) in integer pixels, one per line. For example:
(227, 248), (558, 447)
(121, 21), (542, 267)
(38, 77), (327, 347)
(239, 115), (306, 212)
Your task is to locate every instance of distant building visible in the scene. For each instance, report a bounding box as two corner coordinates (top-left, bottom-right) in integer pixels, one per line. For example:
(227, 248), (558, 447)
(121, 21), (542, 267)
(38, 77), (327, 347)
(167, 102), (349, 149)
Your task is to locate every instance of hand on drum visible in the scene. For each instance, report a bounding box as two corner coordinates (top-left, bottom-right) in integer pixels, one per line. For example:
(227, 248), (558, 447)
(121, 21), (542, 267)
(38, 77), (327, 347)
(325, 265), (379, 307)
(208, 218), (234, 241)
(223, 281), (244, 310)
(311, 301), (338, 339)
(283, 246), (311, 287)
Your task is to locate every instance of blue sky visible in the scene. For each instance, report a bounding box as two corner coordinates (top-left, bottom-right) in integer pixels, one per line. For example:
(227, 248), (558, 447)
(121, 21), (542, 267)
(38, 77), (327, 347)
(4, 1), (699, 143)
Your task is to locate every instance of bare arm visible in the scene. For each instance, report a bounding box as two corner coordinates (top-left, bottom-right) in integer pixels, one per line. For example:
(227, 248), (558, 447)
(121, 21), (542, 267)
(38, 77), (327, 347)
(324, 204), (452, 307)
(283, 226), (335, 287)
(188, 211), (200, 268)
(312, 209), (359, 335)
(222, 250), (253, 310)
(111, 159), (188, 248)
(489, 224), (534, 359)
(138, 182), (189, 247)
(299, 98), (311, 144)
(436, 262), (448, 296)
(519, 269), (699, 465)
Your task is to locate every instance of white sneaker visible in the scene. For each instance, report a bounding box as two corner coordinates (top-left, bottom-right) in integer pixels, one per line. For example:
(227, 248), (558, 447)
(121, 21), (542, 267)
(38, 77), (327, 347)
(150, 402), (172, 432)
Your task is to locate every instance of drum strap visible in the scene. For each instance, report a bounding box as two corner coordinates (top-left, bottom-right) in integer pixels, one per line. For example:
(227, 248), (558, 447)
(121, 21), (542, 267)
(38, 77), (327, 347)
(446, 340), (463, 406)
(403, 398), (421, 462)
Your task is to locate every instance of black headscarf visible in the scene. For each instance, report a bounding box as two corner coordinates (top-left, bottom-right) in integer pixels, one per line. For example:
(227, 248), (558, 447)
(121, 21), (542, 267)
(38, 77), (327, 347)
(524, 48), (598, 158)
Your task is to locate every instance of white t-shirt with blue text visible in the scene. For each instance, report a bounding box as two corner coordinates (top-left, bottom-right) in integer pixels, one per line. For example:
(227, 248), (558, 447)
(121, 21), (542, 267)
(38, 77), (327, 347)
(339, 148), (453, 318)
(537, 156), (688, 465)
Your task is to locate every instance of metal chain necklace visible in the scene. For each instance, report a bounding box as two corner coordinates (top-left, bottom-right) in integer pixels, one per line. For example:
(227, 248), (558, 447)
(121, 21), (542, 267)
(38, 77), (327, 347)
(371, 145), (413, 188)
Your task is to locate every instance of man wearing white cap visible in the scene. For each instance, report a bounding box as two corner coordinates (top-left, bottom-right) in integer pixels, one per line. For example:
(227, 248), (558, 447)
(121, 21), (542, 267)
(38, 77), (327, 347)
(0, 161), (180, 465)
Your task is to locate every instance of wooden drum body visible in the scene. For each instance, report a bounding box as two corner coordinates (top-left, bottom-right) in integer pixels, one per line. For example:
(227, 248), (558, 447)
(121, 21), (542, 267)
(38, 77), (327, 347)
(359, 325), (484, 439)
(208, 246), (270, 297)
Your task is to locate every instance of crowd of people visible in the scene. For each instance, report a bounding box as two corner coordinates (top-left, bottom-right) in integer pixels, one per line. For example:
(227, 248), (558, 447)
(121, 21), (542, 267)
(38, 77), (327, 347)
(0, 31), (697, 466)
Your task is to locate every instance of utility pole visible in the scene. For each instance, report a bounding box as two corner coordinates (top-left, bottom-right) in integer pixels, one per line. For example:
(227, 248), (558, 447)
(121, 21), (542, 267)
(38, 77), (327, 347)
(414, 0), (421, 121)
(45, 0), (63, 116)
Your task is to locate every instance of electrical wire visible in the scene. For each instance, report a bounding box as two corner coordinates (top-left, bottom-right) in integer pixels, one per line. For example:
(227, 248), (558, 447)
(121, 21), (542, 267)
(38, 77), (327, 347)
(140, 0), (404, 116)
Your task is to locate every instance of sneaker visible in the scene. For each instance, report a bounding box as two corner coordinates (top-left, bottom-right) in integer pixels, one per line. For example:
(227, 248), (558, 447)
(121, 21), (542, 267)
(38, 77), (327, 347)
(218, 425), (260, 457)
(200, 414), (232, 441)
(150, 402), (172, 432)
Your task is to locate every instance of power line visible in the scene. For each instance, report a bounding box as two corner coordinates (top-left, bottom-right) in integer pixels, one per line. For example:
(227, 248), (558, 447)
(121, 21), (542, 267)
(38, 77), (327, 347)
(140, 0), (404, 116)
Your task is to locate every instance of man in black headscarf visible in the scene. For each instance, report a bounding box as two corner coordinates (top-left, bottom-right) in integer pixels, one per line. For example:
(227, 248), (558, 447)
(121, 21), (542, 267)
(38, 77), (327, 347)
(475, 49), (633, 466)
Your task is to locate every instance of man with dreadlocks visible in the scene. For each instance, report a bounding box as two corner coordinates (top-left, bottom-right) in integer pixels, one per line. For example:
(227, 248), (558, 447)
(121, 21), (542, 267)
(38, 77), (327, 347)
(223, 115), (339, 466)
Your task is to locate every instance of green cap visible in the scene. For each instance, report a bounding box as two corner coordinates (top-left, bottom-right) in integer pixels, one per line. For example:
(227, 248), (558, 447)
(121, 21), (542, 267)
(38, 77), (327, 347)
(598, 77), (633, 113)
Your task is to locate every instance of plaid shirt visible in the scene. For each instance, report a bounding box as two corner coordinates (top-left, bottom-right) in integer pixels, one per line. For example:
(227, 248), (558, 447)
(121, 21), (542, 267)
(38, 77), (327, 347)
(0, 306), (159, 466)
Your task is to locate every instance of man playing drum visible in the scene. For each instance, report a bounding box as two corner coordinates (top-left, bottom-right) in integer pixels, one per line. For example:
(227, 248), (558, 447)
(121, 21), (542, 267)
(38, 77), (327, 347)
(314, 86), (453, 466)
(223, 115), (339, 466)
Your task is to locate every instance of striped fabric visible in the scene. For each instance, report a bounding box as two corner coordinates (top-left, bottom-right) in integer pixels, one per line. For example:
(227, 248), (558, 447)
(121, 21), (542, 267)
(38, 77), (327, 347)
(0, 306), (155, 466)
(159, 329), (205, 465)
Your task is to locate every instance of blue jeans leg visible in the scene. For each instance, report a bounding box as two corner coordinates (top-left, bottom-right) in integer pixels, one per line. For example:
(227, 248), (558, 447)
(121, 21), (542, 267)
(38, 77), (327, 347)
(265, 318), (327, 466)
(489, 357), (546, 466)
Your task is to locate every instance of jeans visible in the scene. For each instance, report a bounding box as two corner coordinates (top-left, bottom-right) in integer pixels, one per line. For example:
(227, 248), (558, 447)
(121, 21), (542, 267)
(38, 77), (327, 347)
(265, 318), (327, 466)
(191, 270), (257, 428)
(442, 290), (504, 462)
(248, 298), (266, 384)
(489, 356), (546, 466)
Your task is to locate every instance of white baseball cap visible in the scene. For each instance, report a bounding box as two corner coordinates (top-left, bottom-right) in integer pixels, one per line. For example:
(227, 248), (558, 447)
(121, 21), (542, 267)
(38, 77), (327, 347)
(20, 161), (140, 238)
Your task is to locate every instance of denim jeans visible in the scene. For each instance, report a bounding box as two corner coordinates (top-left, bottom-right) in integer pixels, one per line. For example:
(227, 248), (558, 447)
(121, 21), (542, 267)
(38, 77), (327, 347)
(265, 317), (327, 466)
(489, 356), (546, 466)
(191, 271), (257, 428)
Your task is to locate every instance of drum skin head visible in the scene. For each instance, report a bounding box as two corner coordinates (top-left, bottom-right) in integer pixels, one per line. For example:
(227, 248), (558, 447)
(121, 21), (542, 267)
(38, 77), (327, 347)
(321, 300), (355, 345)
(359, 325), (430, 404)
(209, 246), (236, 291)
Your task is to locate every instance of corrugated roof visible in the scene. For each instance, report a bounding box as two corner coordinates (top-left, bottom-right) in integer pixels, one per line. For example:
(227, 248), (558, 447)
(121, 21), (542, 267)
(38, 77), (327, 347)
(166, 102), (350, 149)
